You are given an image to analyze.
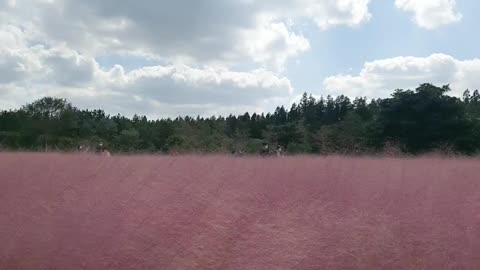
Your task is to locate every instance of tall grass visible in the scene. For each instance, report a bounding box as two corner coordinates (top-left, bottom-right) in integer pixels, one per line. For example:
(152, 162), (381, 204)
(0, 153), (479, 269)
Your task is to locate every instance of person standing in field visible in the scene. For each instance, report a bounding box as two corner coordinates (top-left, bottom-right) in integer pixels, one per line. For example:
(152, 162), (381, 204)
(103, 149), (111, 157)
(95, 142), (111, 156)
(261, 143), (270, 156)
(96, 142), (104, 153)
(276, 145), (283, 157)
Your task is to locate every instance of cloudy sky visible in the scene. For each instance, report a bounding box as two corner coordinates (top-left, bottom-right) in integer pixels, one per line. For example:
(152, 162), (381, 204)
(1, 0), (479, 118)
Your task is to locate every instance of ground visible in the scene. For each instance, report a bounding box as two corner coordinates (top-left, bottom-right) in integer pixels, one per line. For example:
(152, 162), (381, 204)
(0, 153), (479, 269)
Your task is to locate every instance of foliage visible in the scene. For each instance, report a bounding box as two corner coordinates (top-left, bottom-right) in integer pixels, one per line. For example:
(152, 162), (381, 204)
(1, 83), (479, 155)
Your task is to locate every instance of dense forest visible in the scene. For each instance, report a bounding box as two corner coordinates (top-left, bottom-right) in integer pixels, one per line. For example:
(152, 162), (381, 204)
(1, 83), (480, 155)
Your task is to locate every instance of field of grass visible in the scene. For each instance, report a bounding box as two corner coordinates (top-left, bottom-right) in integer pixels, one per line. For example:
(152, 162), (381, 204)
(0, 153), (479, 269)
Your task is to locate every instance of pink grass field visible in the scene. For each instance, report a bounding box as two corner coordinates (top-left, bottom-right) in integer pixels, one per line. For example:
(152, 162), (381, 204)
(0, 153), (480, 270)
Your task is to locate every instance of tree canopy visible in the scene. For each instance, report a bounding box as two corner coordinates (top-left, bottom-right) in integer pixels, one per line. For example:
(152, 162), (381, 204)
(1, 83), (479, 155)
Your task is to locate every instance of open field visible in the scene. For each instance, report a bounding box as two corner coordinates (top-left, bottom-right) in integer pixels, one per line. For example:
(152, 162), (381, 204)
(0, 153), (480, 269)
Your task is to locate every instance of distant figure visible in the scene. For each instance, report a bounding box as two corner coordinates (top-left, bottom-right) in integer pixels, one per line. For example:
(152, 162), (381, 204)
(77, 144), (89, 153)
(276, 145), (283, 157)
(260, 143), (270, 156)
(95, 142), (110, 156)
(95, 142), (104, 153)
(232, 149), (245, 157)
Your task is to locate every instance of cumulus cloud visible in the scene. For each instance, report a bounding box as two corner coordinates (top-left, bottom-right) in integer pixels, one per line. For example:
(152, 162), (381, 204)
(41, 47), (100, 87)
(395, 0), (462, 29)
(298, 0), (372, 29)
(0, 49), (36, 84)
(0, 27), (42, 84)
(0, 26), (293, 117)
(123, 65), (292, 106)
(236, 17), (310, 71)
(0, 0), (376, 117)
(0, 26), (98, 86)
(324, 54), (480, 98)
(1, 0), (372, 70)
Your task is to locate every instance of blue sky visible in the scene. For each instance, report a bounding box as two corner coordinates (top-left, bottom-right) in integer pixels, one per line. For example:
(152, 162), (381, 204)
(0, 0), (479, 118)
(288, 0), (480, 94)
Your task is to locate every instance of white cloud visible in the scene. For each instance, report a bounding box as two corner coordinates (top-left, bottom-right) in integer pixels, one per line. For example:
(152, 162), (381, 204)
(0, 26), (98, 86)
(395, 0), (462, 29)
(0, 49), (37, 84)
(1, 0), (372, 70)
(0, 26), (293, 117)
(324, 54), (480, 98)
(236, 17), (311, 71)
(117, 65), (293, 107)
(299, 0), (372, 29)
(0, 0), (376, 117)
(41, 46), (100, 87)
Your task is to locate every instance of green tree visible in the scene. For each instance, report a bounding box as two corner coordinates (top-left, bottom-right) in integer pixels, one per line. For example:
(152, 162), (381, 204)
(378, 84), (474, 153)
(116, 129), (140, 151)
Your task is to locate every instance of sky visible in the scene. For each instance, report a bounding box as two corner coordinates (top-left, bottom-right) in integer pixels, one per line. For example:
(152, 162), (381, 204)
(0, 0), (479, 118)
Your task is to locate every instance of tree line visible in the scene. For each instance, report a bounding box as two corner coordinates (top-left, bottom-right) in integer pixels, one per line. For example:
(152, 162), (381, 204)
(1, 83), (480, 155)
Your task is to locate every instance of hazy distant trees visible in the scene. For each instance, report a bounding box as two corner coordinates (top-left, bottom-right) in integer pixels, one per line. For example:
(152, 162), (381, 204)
(1, 83), (480, 155)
